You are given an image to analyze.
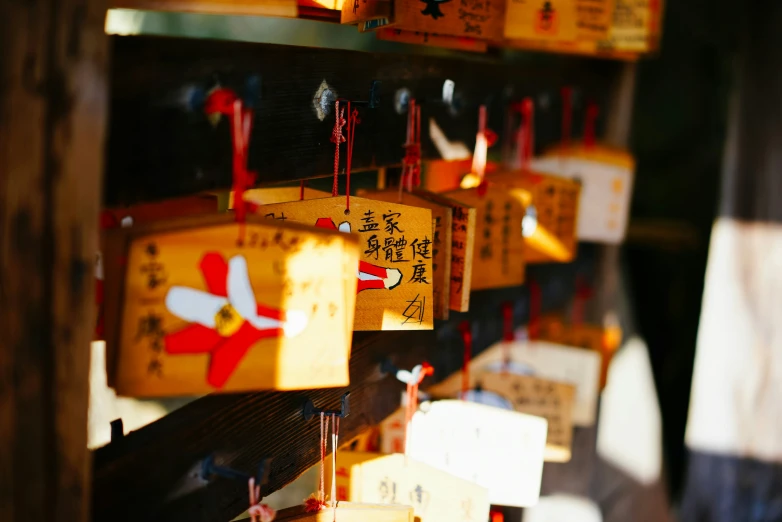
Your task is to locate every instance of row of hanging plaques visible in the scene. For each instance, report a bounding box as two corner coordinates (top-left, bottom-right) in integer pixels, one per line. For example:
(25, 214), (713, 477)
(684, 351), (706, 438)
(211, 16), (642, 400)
(97, 91), (633, 398)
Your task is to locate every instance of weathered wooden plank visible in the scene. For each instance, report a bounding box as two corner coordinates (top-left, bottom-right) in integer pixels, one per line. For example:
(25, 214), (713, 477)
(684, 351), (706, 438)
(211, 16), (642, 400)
(105, 35), (617, 206)
(0, 0), (108, 521)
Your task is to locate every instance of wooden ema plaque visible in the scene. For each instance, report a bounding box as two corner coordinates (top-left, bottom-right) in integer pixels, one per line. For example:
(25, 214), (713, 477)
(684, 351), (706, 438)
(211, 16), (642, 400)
(408, 400), (547, 507)
(235, 187), (331, 208)
(109, 214), (359, 397)
(409, 190), (477, 312)
(325, 452), (490, 522)
(443, 186), (526, 290)
(488, 170), (581, 264)
(534, 142), (634, 244)
(111, 0), (298, 18)
(504, 0), (614, 42)
(258, 196), (434, 331)
(426, 340), (601, 426)
(358, 189), (452, 319)
(537, 314), (621, 390)
(344, 0), (506, 39)
(274, 502), (413, 522)
(427, 372), (575, 462)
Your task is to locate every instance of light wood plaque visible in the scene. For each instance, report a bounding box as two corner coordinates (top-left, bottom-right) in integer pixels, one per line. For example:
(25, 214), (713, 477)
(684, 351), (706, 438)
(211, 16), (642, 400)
(274, 502), (414, 522)
(358, 189), (452, 319)
(258, 196), (434, 330)
(488, 170), (581, 263)
(443, 186), (526, 290)
(325, 452), (490, 522)
(111, 0), (298, 18)
(110, 214), (359, 397)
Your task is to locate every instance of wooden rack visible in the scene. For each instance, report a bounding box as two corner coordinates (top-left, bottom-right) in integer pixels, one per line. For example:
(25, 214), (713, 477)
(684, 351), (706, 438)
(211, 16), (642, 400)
(0, 3), (636, 522)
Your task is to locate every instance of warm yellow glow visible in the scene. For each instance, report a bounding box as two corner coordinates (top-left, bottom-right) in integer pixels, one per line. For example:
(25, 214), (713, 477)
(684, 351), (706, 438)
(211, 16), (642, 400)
(526, 225), (571, 262)
(460, 172), (482, 189)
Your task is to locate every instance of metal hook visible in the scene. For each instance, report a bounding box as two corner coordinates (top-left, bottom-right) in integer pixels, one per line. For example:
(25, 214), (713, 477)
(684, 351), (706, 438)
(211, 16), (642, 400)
(302, 392), (350, 421)
(201, 454), (273, 489)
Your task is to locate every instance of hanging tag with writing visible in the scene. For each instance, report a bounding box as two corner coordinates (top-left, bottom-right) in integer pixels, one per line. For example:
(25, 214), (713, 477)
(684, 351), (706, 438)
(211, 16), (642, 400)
(358, 189), (453, 320)
(257, 196), (434, 330)
(109, 214), (359, 396)
(275, 502), (414, 522)
(238, 186), (331, 207)
(325, 452), (490, 522)
(444, 186), (527, 290)
(427, 371), (575, 462)
(408, 400), (547, 507)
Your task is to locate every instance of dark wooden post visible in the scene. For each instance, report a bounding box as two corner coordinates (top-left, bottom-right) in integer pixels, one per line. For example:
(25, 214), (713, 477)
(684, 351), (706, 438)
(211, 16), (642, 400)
(0, 1), (108, 521)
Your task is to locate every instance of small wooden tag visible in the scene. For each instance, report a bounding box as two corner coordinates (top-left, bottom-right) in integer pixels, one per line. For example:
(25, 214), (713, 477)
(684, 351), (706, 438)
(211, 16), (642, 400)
(110, 214), (358, 397)
(486, 170), (580, 263)
(408, 400), (547, 507)
(443, 186), (526, 290)
(239, 186), (331, 207)
(534, 143), (634, 244)
(427, 371), (575, 462)
(426, 340), (601, 426)
(326, 452), (490, 522)
(257, 196), (434, 330)
(358, 189), (452, 319)
(275, 502), (414, 522)
(409, 190), (477, 312)
(389, 0), (506, 40)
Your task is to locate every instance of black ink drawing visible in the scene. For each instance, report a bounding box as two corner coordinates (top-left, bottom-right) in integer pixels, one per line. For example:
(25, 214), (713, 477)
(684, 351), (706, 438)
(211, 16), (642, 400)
(402, 294), (427, 324)
(420, 0), (451, 20)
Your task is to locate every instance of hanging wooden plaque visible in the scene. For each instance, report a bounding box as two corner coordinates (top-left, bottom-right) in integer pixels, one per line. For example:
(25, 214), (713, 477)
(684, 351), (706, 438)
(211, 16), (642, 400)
(427, 372), (575, 462)
(410, 191), (477, 312)
(408, 400), (547, 507)
(326, 452), (490, 522)
(258, 196), (434, 330)
(487, 170), (581, 263)
(109, 214), (359, 397)
(358, 189), (452, 319)
(426, 340), (601, 426)
(274, 502), (414, 522)
(392, 0), (506, 40)
(110, 0), (298, 17)
(537, 314), (621, 390)
(443, 186), (526, 290)
(234, 187), (331, 209)
(533, 143), (635, 244)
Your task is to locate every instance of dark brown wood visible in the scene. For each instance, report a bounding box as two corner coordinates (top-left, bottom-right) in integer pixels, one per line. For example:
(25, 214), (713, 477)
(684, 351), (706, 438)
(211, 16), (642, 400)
(105, 35), (618, 206)
(0, 0), (108, 521)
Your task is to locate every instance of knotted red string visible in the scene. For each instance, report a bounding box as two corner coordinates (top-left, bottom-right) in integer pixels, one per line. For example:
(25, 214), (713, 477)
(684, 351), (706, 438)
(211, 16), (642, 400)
(330, 100), (359, 213)
(404, 362), (434, 456)
(205, 88), (257, 245)
(248, 477), (276, 522)
(345, 105), (360, 213)
(572, 276), (593, 326)
(459, 321), (472, 399)
(529, 280), (541, 340)
(305, 413), (330, 512)
(561, 87), (573, 146)
(331, 101), (347, 198)
(584, 101), (599, 150)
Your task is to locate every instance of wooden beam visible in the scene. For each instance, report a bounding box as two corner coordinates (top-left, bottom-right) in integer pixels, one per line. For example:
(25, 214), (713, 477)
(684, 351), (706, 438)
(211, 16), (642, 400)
(0, 0), (108, 521)
(105, 35), (618, 206)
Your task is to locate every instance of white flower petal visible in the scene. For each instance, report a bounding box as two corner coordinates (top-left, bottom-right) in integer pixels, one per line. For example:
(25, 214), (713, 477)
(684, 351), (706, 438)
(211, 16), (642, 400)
(165, 287), (226, 327)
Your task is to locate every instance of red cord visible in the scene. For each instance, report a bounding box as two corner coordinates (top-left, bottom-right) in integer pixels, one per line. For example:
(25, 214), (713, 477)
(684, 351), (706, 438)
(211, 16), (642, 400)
(572, 276), (593, 326)
(345, 103), (360, 213)
(459, 321), (472, 399)
(300, 180), (305, 201)
(502, 301), (514, 342)
(518, 97), (534, 170)
(331, 101), (346, 198)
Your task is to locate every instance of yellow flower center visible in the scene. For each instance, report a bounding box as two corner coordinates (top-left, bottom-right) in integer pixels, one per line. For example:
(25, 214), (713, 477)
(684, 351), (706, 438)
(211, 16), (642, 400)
(214, 304), (244, 336)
